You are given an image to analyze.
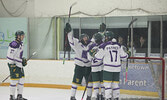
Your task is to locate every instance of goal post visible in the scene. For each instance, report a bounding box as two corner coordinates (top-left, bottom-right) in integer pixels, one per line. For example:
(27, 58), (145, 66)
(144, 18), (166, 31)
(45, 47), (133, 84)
(120, 57), (166, 100)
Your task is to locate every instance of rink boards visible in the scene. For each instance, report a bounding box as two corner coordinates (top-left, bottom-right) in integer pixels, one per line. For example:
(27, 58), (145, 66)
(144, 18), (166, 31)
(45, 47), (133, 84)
(0, 59), (165, 98)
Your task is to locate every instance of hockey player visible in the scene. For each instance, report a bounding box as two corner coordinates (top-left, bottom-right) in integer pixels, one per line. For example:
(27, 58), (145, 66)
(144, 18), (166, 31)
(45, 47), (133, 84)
(90, 31), (129, 100)
(88, 33), (105, 100)
(65, 23), (93, 100)
(7, 30), (27, 100)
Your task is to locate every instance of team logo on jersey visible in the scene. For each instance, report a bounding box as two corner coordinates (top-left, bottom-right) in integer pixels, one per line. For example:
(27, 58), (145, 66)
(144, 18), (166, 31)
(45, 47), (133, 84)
(13, 69), (16, 72)
(15, 73), (19, 77)
(76, 78), (79, 83)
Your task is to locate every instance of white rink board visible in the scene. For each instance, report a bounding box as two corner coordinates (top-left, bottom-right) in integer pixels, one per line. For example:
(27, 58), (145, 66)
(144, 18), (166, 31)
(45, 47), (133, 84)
(0, 59), (75, 85)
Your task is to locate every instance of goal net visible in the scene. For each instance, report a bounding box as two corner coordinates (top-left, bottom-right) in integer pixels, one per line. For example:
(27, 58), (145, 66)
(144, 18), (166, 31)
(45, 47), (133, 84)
(119, 57), (166, 100)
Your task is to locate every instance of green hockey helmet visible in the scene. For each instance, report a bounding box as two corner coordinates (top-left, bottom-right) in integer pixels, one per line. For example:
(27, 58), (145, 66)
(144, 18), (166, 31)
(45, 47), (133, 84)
(15, 30), (25, 39)
(93, 33), (103, 45)
(104, 31), (117, 42)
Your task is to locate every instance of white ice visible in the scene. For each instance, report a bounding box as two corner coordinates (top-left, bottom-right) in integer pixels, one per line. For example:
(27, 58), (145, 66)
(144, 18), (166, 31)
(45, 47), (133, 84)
(0, 86), (159, 100)
(0, 86), (84, 100)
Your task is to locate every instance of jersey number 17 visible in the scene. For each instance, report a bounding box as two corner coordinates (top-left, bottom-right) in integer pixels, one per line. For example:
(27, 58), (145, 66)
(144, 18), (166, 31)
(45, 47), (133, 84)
(109, 50), (118, 62)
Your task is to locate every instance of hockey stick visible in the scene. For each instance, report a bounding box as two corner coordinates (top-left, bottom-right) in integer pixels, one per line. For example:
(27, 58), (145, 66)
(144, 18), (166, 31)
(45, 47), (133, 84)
(0, 75), (10, 84)
(28, 52), (37, 60)
(63, 2), (77, 64)
(0, 52), (37, 84)
(81, 72), (92, 100)
(124, 18), (137, 82)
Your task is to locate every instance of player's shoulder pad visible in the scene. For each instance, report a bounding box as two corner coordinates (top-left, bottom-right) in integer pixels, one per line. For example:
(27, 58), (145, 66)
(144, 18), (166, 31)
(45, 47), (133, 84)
(99, 41), (111, 49)
(9, 41), (20, 48)
(112, 42), (121, 47)
(87, 40), (92, 45)
(88, 43), (97, 51)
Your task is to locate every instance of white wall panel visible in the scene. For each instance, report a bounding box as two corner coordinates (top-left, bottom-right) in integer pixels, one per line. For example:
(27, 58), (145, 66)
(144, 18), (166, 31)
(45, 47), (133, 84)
(0, 0), (167, 17)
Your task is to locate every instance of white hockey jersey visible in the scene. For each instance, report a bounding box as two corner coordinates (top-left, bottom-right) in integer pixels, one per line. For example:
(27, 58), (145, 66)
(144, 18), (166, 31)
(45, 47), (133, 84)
(87, 43), (103, 72)
(68, 31), (92, 67)
(95, 41), (128, 72)
(7, 40), (24, 68)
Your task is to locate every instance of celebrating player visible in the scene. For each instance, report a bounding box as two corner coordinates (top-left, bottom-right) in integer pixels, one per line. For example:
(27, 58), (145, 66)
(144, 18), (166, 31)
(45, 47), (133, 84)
(91, 31), (128, 100)
(65, 23), (93, 100)
(7, 30), (27, 100)
(88, 33), (105, 100)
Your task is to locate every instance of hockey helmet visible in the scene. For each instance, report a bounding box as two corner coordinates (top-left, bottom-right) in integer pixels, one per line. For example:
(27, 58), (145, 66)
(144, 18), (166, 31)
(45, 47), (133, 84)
(15, 30), (25, 38)
(104, 31), (117, 42)
(79, 33), (89, 45)
(93, 33), (103, 45)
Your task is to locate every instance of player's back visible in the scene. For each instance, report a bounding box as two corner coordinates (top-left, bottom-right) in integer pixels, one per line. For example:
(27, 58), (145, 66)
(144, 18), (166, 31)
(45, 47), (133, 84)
(102, 42), (127, 72)
(103, 42), (122, 66)
(88, 43), (103, 72)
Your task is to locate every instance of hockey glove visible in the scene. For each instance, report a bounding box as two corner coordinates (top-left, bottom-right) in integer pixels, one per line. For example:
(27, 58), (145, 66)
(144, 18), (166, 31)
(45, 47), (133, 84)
(22, 57), (27, 67)
(126, 51), (131, 58)
(89, 49), (97, 57)
(99, 23), (106, 32)
(65, 23), (72, 33)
